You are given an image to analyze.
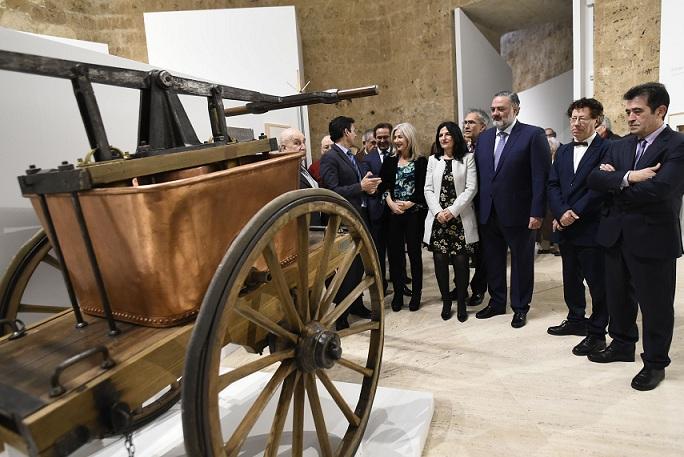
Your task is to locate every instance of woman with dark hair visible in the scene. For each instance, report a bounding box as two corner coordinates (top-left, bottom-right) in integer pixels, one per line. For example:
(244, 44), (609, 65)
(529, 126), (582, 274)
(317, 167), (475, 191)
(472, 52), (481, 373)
(379, 122), (428, 312)
(424, 121), (479, 321)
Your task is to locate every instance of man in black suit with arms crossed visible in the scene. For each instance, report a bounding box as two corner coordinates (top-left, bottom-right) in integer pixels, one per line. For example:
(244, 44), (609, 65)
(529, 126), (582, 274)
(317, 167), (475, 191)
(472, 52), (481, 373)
(587, 82), (684, 391)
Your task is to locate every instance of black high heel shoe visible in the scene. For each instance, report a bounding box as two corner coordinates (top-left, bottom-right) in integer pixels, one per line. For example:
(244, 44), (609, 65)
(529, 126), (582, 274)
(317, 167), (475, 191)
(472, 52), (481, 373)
(457, 299), (468, 322)
(408, 294), (421, 311)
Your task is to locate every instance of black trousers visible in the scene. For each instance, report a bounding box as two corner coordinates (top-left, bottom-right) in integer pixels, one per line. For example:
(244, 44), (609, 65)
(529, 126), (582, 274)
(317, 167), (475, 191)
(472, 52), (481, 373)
(559, 242), (608, 336)
(369, 213), (387, 287)
(481, 209), (535, 312)
(604, 242), (675, 369)
(469, 240), (487, 295)
(386, 210), (423, 296)
(334, 207), (369, 321)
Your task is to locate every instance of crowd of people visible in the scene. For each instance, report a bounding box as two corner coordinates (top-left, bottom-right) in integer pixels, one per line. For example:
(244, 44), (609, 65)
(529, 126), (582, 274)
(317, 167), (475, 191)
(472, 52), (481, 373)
(282, 82), (684, 391)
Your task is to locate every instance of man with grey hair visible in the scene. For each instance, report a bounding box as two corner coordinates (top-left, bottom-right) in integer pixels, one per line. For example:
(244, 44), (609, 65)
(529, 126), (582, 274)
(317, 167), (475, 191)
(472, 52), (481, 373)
(463, 108), (490, 153)
(279, 127), (318, 189)
(474, 90), (550, 328)
(596, 116), (622, 141)
(361, 129), (377, 155)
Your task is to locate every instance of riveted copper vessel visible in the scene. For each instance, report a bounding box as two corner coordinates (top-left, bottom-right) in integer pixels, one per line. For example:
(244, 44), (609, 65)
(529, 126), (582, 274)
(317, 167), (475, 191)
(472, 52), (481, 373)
(30, 153), (300, 327)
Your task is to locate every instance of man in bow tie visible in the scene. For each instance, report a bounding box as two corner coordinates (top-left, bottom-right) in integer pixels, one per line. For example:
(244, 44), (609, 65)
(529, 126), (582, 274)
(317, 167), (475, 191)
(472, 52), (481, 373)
(546, 98), (608, 358)
(587, 82), (684, 391)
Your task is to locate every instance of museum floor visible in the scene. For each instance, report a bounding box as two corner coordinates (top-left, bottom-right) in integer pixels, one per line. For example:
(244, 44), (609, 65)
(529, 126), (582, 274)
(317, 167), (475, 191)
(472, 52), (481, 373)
(373, 251), (684, 457)
(223, 250), (684, 457)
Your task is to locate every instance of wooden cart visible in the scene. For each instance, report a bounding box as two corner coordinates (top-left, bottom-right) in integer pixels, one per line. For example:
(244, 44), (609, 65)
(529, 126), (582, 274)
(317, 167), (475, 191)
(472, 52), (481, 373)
(0, 51), (384, 457)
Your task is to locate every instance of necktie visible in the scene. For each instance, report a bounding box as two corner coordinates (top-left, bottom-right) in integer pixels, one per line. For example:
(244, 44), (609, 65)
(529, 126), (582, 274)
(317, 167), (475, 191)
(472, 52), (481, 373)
(346, 151), (362, 179)
(633, 139), (647, 168)
(493, 131), (507, 170)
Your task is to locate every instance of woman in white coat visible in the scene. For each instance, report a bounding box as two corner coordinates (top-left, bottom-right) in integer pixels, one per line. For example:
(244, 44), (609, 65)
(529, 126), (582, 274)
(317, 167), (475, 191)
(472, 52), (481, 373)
(424, 121), (479, 321)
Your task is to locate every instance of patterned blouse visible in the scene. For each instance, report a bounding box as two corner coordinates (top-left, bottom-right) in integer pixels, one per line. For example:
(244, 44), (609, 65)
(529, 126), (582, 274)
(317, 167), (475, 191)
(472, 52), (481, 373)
(393, 161), (416, 201)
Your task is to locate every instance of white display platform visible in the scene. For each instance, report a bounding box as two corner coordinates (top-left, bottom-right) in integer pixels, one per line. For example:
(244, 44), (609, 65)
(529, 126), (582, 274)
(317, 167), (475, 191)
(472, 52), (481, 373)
(3, 372), (433, 457)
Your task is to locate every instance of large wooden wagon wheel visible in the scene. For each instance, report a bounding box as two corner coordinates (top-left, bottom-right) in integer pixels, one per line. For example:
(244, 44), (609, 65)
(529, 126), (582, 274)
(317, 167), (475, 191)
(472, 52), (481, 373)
(182, 188), (384, 457)
(0, 229), (66, 336)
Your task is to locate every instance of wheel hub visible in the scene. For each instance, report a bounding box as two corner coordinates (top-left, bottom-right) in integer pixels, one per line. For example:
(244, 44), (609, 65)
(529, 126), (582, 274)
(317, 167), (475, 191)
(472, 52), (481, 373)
(296, 322), (342, 372)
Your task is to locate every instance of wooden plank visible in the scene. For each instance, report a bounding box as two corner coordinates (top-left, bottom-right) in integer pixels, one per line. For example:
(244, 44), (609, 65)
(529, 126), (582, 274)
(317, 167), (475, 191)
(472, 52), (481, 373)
(84, 139), (274, 185)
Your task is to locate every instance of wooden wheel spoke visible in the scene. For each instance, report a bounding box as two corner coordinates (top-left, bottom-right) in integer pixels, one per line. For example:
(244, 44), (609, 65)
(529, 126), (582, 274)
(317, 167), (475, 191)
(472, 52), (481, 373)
(316, 370), (361, 427)
(292, 376), (305, 457)
(234, 304), (298, 344)
(304, 373), (334, 457)
(337, 320), (380, 338)
(296, 214), (310, 322)
(42, 253), (61, 270)
(321, 276), (375, 328)
(218, 349), (295, 391)
(223, 362), (295, 456)
(263, 241), (303, 331)
(264, 371), (301, 457)
(310, 215), (341, 309)
(337, 357), (374, 378)
(316, 241), (362, 321)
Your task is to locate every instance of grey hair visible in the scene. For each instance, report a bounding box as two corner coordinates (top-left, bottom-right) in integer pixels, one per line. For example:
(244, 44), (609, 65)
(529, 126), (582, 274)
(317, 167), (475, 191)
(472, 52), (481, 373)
(494, 90), (520, 109)
(362, 129), (375, 143)
(392, 122), (422, 160)
(467, 108), (491, 127)
(601, 116), (612, 130)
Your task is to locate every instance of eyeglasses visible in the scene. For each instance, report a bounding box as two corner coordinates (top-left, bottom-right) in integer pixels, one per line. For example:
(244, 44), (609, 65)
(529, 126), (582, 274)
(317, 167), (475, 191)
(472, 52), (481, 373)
(569, 117), (592, 125)
(462, 120), (481, 126)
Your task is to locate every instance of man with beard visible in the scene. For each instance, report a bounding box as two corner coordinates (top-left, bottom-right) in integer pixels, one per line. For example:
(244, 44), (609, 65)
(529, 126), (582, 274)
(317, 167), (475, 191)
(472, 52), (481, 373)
(474, 91), (550, 328)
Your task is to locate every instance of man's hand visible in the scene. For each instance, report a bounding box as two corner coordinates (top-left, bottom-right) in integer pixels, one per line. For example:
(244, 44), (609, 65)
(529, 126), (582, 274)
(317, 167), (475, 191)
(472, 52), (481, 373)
(361, 171), (381, 194)
(627, 163), (661, 184)
(559, 209), (579, 227)
(552, 219), (563, 232)
(528, 216), (542, 230)
(599, 163), (616, 172)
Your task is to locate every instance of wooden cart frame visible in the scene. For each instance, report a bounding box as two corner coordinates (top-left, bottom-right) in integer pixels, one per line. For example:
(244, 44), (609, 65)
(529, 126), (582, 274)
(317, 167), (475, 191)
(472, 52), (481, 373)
(0, 50), (383, 457)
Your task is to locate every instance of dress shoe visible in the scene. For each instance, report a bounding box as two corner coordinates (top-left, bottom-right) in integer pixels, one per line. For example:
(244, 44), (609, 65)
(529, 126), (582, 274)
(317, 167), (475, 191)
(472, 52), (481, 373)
(511, 312), (527, 328)
(391, 295), (403, 312)
(547, 320), (587, 336)
(475, 304), (505, 319)
(468, 292), (484, 307)
(587, 343), (635, 363)
(402, 285), (413, 297)
(572, 335), (606, 356)
(457, 301), (468, 322)
(631, 367), (665, 391)
(335, 319), (350, 331)
(408, 294), (421, 312)
(350, 306), (372, 319)
(441, 300), (452, 321)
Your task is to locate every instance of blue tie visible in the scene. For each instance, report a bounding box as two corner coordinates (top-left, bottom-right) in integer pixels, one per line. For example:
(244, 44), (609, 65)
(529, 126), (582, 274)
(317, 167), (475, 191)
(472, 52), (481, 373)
(346, 151), (362, 179)
(493, 131), (507, 170)
(633, 139), (647, 168)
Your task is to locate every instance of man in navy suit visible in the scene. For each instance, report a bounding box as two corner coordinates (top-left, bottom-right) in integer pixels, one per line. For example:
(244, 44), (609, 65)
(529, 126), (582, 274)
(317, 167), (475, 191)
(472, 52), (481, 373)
(360, 122), (393, 292)
(587, 82), (684, 391)
(474, 91), (550, 328)
(546, 98), (608, 356)
(320, 116), (381, 329)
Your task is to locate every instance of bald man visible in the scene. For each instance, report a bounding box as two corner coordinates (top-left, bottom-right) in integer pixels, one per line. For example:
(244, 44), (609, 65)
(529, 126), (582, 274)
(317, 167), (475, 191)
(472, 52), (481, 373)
(279, 128), (318, 189)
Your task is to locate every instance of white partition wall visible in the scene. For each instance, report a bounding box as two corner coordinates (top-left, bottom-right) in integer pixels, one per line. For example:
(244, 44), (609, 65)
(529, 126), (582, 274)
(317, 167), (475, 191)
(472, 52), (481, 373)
(454, 8), (512, 122)
(573, 0), (594, 99)
(518, 70), (574, 144)
(144, 7), (311, 162)
(660, 0), (684, 127)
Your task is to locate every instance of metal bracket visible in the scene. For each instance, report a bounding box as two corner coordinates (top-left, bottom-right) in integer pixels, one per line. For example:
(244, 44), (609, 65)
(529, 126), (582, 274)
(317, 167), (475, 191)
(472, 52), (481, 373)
(49, 346), (116, 397)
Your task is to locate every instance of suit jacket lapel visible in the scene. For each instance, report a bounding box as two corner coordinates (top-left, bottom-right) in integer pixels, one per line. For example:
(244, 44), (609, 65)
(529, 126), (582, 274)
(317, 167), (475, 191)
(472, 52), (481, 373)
(636, 127), (671, 169)
(332, 144), (359, 178)
(573, 137), (603, 180)
(494, 122), (521, 176)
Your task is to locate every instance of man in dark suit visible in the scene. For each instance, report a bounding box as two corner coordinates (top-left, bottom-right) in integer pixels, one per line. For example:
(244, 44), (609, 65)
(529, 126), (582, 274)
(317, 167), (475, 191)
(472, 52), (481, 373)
(320, 116), (381, 329)
(474, 91), (550, 328)
(359, 122), (393, 293)
(587, 82), (684, 391)
(546, 98), (608, 356)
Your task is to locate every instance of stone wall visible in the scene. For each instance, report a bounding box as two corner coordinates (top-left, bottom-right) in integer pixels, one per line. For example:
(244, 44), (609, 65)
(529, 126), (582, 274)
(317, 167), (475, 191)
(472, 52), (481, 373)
(594, 0), (661, 136)
(501, 19), (573, 92)
(1, 1), (662, 152)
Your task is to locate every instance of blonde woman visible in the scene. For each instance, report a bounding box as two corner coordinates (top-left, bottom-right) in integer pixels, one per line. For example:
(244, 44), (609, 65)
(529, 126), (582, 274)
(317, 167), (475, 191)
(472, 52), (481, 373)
(378, 123), (427, 312)
(424, 121), (479, 321)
